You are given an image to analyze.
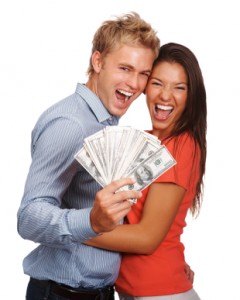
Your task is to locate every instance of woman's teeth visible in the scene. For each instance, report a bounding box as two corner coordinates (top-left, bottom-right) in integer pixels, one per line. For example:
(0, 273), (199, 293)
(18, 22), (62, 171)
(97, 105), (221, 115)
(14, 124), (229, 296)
(155, 104), (173, 111)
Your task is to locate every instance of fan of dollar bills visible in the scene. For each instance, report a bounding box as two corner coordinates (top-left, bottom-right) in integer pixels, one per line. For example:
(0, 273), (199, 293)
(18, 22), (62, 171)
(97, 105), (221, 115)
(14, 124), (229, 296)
(74, 126), (176, 197)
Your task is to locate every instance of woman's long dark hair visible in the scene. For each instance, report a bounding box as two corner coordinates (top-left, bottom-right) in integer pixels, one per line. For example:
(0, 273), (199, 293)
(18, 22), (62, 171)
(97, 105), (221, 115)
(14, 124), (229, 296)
(154, 43), (207, 216)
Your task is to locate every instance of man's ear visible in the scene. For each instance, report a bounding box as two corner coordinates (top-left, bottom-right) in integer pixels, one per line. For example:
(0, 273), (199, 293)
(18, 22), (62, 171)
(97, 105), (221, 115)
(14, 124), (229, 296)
(91, 51), (102, 73)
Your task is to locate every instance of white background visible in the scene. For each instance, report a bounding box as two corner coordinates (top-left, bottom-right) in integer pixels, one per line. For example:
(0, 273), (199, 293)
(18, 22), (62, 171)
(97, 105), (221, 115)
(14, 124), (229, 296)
(1, 1), (239, 299)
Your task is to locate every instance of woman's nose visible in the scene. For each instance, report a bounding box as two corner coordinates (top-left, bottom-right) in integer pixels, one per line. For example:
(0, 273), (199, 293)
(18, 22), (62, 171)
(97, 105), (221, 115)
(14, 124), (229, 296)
(160, 85), (172, 101)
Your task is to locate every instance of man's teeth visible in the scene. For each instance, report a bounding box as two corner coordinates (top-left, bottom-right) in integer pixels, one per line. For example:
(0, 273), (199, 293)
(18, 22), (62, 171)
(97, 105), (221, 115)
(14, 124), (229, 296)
(117, 89), (134, 102)
(156, 104), (173, 111)
(118, 90), (133, 97)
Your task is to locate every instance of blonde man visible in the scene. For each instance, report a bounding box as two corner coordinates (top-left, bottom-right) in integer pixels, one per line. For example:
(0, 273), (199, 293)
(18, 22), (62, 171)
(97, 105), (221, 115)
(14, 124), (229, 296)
(17, 12), (160, 300)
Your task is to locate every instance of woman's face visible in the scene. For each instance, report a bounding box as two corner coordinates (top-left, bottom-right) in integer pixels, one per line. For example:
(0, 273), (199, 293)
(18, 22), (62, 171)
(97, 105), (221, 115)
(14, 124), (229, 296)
(146, 61), (188, 138)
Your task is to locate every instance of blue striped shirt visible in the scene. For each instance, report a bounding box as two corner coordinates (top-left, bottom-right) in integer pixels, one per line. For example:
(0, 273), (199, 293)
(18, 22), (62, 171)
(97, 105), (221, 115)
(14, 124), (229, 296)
(17, 83), (121, 288)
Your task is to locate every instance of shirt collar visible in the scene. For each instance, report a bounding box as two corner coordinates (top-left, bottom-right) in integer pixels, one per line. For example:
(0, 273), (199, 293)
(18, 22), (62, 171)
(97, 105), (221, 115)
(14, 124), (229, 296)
(75, 83), (119, 125)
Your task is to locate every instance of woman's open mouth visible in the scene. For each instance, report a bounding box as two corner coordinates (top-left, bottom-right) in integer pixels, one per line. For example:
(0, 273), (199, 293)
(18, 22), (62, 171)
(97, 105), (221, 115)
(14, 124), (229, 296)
(154, 104), (173, 120)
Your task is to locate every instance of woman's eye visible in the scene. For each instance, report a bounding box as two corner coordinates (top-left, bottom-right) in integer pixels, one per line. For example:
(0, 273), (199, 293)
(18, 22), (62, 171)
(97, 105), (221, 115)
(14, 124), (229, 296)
(152, 81), (162, 86)
(176, 86), (186, 91)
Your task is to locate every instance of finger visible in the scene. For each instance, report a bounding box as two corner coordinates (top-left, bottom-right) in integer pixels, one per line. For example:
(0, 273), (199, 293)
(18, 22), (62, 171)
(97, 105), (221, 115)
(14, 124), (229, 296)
(113, 189), (142, 203)
(104, 194), (135, 213)
(113, 206), (132, 222)
(107, 201), (133, 221)
(104, 177), (136, 193)
(97, 183), (142, 206)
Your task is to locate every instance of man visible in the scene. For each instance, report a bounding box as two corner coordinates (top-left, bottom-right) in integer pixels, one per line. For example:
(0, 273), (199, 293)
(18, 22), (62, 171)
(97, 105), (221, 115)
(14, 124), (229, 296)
(17, 12), (160, 300)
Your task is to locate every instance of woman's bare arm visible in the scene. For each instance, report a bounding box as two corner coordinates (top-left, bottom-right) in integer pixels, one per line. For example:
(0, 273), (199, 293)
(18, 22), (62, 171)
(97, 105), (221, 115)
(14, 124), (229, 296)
(86, 182), (185, 254)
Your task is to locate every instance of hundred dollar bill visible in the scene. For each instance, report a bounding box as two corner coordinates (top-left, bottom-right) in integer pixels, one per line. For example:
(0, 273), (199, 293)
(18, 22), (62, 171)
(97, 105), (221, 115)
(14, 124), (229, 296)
(120, 145), (176, 192)
(74, 147), (106, 187)
(74, 127), (177, 205)
(113, 130), (148, 180)
(83, 130), (108, 183)
(124, 138), (163, 176)
(105, 126), (132, 182)
(139, 129), (161, 145)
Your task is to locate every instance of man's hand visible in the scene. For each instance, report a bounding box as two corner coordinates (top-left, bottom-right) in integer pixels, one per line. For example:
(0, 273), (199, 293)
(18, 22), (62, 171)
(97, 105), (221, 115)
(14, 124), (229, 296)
(90, 177), (142, 234)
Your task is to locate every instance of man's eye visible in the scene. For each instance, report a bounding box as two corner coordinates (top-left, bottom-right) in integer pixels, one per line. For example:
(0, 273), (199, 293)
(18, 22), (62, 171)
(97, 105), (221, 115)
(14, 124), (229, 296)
(120, 67), (129, 71)
(141, 73), (150, 78)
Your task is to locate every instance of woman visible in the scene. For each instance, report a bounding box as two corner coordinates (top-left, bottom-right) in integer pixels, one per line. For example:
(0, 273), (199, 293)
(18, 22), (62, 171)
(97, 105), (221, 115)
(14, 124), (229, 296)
(86, 42), (207, 300)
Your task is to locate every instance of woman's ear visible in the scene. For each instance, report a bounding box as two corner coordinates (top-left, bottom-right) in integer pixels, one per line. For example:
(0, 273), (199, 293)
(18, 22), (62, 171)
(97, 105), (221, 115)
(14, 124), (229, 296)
(91, 51), (102, 73)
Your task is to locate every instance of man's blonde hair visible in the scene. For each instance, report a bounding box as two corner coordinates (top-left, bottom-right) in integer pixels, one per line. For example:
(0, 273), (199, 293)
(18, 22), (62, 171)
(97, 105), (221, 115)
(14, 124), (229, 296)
(87, 12), (160, 77)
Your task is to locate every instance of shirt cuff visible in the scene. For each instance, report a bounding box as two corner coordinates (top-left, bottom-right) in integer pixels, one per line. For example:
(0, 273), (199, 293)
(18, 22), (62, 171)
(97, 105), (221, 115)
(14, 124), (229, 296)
(68, 207), (99, 242)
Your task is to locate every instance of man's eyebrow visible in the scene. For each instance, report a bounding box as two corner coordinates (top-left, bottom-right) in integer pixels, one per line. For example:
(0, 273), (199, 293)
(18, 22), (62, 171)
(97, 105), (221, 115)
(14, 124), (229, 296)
(119, 63), (152, 73)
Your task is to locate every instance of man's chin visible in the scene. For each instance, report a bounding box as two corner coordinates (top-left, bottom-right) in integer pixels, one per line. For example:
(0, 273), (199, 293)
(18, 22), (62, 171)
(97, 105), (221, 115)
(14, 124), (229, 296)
(110, 107), (129, 117)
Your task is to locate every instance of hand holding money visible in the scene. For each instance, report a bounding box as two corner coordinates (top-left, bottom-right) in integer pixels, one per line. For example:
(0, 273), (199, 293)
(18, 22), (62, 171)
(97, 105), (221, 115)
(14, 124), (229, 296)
(75, 126), (176, 204)
(90, 177), (142, 234)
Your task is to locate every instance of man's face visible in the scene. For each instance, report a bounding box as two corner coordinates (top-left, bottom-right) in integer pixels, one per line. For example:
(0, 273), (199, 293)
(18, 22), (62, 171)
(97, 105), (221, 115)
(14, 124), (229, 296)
(91, 45), (155, 117)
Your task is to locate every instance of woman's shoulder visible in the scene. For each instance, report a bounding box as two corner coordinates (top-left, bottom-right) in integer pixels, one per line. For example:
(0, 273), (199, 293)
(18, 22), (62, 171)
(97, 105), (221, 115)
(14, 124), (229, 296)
(164, 132), (200, 163)
(165, 132), (196, 147)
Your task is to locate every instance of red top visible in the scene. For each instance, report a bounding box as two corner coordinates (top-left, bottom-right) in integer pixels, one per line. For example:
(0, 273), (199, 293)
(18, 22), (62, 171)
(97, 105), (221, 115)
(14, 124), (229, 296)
(115, 132), (201, 296)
